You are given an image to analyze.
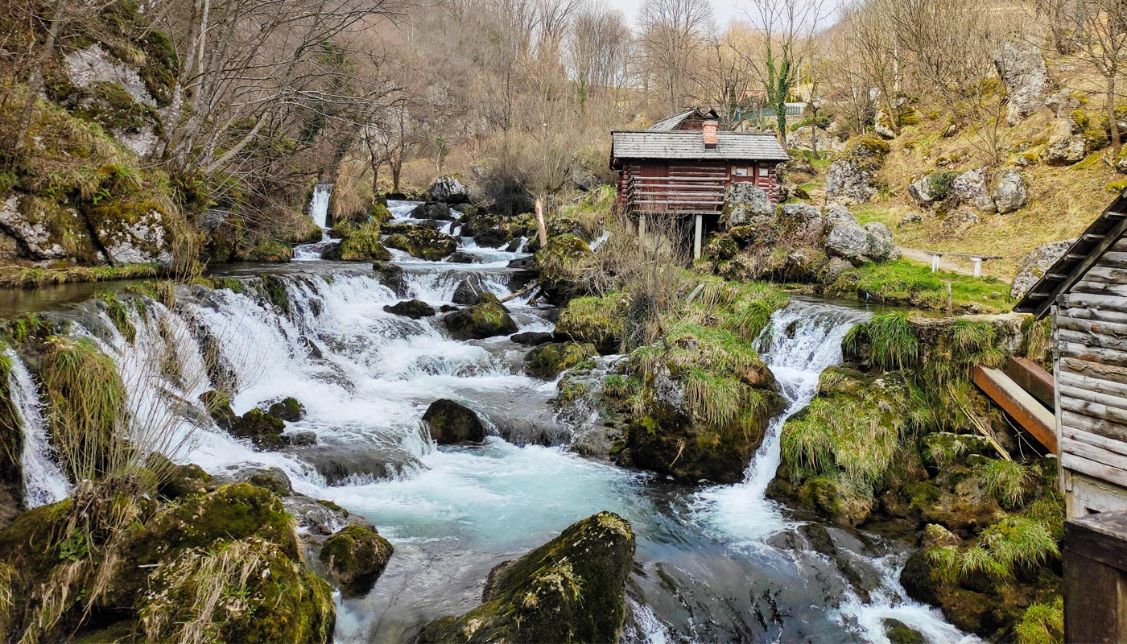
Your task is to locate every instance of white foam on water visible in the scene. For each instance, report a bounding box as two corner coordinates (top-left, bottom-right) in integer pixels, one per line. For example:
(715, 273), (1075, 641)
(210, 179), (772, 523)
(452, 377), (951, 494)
(5, 349), (70, 507)
(294, 183), (333, 260)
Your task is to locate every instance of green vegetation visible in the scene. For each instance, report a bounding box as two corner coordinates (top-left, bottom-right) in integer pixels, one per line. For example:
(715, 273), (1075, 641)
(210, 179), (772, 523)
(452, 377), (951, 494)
(555, 292), (628, 353)
(844, 313), (919, 370)
(1016, 598), (1064, 644)
(827, 259), (1013, 313)
(0, 263), (162, 289)
(336, 221), (390, 261)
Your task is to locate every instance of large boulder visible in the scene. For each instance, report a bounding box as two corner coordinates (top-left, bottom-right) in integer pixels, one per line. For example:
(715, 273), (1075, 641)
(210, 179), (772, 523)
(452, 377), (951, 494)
(722, 183), (774, 227)
(418, 512), (635, 644)
(319, 524), (393, 598)
(422, 399), (487, 443)
(950, 168), (996, 213)
(452, 275), (489, 305)
(908, 171), (957, 207)
(1011, 239), (1074, 299)
(825, 135), (889, 205)
(525, 342), (596, 379)
(383, 227), (457, 261)
(993, 38), (1050, 125)
(427, 177), (469, 203)
(1046, 118), (1087, 165)
(535, 234), (597, 304)
(443, 294), (518, 340)
(992, 169), (1028, 214)
(411, 202), (454, 220)
(825, 220), (899, 264)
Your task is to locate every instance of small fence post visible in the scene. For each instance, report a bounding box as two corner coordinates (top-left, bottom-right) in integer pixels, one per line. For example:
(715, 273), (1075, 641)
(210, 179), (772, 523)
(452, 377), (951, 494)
(931, 254), (940, 272)
(972, 257), (983, 278)
(535, 199), (548, 248)
(693, 214), (703, 260)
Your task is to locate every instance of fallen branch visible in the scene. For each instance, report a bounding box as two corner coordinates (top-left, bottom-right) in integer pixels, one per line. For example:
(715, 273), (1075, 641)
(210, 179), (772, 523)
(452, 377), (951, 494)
(501, 283), (537, 303)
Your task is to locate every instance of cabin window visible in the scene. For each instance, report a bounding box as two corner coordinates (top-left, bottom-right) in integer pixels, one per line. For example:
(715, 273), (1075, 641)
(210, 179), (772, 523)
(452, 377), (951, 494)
(758, 167), (770, 177)
(733, 167), (749, 177)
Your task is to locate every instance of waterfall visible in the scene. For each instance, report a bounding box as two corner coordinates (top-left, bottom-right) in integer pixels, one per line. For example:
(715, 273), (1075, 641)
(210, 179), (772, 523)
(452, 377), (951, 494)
(693, 300), (870, 542)
(4, 349), (69, 507)
(309, 183), (332, 229)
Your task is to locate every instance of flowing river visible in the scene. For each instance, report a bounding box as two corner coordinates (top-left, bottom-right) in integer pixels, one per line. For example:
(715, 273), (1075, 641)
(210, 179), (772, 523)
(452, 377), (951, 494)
(0, 198), (977, 643)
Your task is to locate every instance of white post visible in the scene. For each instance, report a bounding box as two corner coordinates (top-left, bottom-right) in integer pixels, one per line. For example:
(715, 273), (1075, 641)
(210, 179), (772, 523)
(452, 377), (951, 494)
(931, 254), (940, 272)
(638, 214), (647, 248)
(693, 214), (703, 260)
(972, 257), (983, 278)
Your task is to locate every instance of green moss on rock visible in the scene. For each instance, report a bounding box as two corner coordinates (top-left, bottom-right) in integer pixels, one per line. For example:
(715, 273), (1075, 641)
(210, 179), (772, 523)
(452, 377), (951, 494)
(383, 227), (456, 261)
(555, 293), (628, 354)
(337, 221), (391, 261)
(525, 342), (596, 379)
(319, 525), (393, 597)
(418, 511), (635, 644)
(535, 234), (597, 304)
(443, 296), (518, 340)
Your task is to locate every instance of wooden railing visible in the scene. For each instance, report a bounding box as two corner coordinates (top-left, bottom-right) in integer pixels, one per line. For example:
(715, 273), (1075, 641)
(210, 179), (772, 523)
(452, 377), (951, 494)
(621, 175), (728, 215)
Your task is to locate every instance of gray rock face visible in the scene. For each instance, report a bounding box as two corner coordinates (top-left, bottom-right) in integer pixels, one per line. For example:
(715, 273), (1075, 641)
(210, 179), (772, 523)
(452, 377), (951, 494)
(993, 38), (1050, 125)
(1011, 239), (1074, 299)
(779, 203), (826, 240)
(825, 219), (899, 264)
(0, 194), (70, 260)
(723, 183), (774, 227)
(426, 176), (469, 203)
(874, 108), (897, 140)
(899, 212), (923, 227)
(943, 209), (981, 235)
(826, 159), (878, 205)
(992, 169), (1028, 214)
(97, 210), (174, 265)
(65, 45), (155, 106)
(824, 203), (857, 224)
(951, 168), (996, 212)
(907, 176), (939, 206)
(864, 222), (899, 261)
(1047, 118), (1087, 165)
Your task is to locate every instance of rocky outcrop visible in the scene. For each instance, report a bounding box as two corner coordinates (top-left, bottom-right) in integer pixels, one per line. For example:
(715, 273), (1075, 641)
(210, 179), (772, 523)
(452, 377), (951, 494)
(443, 294), (518, 340)
(1046, 118), (1088, 165)
(908, 172), (956, 207)
(1011, 239), (1074, 299)
(319, 524), (393, 598)
(950, 168), (996, 213)
(825, 216), (899, 264)
(825, 135), (890, 205)
(422, 399), (487, 443)
(384, 227), (456, 261)
(427, 176), (469, 203)
(0, 194), (75, 260)
(411, 202), (454, 220)
(418, 512), (635, 644)
(525, 342), (596, 379)
(993, 38), (1050, 125)
(383, 299), (436, 319)
(722, 183), (774, 227)
(992, 169), (1028, 214)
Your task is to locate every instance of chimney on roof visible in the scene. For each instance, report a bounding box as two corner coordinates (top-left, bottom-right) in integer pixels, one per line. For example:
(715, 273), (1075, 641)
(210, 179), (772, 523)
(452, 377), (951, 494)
(702, 118), (719, 149)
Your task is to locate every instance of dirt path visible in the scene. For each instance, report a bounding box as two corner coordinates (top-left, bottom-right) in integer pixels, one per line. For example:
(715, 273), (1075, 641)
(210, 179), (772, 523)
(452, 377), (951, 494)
(899, 247), (985, 277)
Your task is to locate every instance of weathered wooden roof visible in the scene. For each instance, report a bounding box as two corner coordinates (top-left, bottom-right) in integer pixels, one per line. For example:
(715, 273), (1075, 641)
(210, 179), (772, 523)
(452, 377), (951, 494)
(648, 108), (719, 131)
(1015, 190), (1127, 318)
(610, 130), (789, 162)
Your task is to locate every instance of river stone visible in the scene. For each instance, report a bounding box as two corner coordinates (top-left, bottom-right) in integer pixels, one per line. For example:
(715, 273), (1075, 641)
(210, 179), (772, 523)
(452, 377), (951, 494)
(383, 299), (435, 319)
(1011, 238), (1074, 299)
(993, 37), (1050, 125)
(524, 342), (596, 379)
(722, 183), (774, 227)
(423, 399), (487, 444)
(288, 430), (318, 446)
(319, 524), (394, 598)
(383, 227), (457, 261)
(446, 251), (479, 264)
(267, 396), (305, 422)
(883, 619), (926, 644)
(372, 261), (408, 296)
(236, 466), (294, 496)
(992, 169), (1027, 214)
(443, 295), (518, 340)
(410, 202), (453, 220)
(512, 331), (554, 346)
(229, 408), (287, 450)
(293, 443), (422, 484)
(452, 275), (488, 305)
(417, 512), (635, 644)
(474, 227), (511, 248)
(427, 176), (469, 203)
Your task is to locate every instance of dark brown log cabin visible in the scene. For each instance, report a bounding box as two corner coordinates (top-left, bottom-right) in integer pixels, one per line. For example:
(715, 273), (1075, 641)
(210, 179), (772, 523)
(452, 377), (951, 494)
(610, 109), (789, 258)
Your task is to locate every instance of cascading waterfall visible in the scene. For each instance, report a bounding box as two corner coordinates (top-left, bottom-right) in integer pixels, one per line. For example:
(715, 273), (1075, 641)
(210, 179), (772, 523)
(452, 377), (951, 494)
(294, 183), (334, 261)
(4, 349), (70, 507)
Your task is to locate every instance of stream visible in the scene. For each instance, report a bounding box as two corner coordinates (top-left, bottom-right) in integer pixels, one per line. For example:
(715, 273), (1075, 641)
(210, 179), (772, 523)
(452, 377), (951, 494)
(0, 196), (978, 643)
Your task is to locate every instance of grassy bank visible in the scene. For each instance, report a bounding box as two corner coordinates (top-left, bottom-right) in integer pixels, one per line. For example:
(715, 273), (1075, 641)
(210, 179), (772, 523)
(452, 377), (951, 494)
(0, 263), (163, 290)
(826, 259), (1014, 314)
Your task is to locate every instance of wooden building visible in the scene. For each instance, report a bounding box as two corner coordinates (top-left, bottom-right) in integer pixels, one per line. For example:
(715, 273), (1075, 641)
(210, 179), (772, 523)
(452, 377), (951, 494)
(610, 109), (789, 259)
(1015, 192), (1127, 642)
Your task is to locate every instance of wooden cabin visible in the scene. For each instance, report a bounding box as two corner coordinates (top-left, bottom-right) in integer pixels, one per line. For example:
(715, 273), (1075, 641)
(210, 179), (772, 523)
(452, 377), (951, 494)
(1015, 192), (1127, 644)
(610, 109), (789, 259)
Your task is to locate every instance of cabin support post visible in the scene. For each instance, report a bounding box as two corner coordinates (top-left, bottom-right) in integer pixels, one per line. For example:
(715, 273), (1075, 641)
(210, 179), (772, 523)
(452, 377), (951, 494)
(1064, 512), (1127, 643)
(693, 214), (703, 260)
(638, 215), (647, 248)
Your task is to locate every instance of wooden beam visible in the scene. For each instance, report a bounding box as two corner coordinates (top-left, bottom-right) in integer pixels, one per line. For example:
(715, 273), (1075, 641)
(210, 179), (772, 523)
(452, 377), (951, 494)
(973, 365), (1058, 453)
(1004, 356), (1055, 409)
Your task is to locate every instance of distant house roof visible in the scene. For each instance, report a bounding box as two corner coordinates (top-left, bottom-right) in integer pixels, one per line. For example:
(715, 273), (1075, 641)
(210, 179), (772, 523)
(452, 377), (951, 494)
(1015, 190), (1127, 318)
(610, 130), (789, 162)
(648, 108), (720, 131)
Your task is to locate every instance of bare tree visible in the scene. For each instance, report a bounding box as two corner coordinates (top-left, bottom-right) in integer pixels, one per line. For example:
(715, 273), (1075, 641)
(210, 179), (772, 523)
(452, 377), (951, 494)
(567, 2), (633, 109)
(1059, 0), (1127, 155)
(638, 0), (713, 113)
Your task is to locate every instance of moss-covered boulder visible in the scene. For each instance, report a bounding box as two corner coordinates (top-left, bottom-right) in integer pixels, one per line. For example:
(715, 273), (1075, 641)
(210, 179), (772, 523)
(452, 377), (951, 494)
(230, 408), (287, 450)
(138, 537), (334, 643)
(418, 512), (635, 643)
(383, 299), (436, 319)
(319, 524), (393, 597)
(335, 222), (391, 261)
(266, 397), (305, 423)
(383, 227), (456, 261)
(443, 295), (518, 340)
(535, 234), (597, 304)
(241, 239), (294, 263)
(525, 342), (596, 379)
(422, 399), (486, 444)
(555, 293), (628, 354)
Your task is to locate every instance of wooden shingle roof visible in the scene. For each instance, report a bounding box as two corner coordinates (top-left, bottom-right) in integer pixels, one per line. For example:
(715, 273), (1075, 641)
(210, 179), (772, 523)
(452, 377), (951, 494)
(1014, 190), (1127, 318)
(648, 108), (719, 131)
(610, 130), (789, 162)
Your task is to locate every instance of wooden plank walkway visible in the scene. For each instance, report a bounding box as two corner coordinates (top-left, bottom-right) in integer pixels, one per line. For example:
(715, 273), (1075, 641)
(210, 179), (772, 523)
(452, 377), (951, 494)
(974, 365), (1059, 454)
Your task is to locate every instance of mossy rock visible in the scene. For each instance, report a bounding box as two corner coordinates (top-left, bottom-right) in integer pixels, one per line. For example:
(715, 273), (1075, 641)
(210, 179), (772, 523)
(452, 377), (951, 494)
(703, 234), (739, 262)
(368, 201), (392, 224)
(555, 293), (628, 354)
(383, 227), (456, 261)
(535, 234), (596, 305)
(200, 389), (237, 430)
(337, 222), (391, 261)
(230, 408), (287, 450)
(796, 475), (874, 527)
(383, 299), (436, 319)
(138, 537), (334, 643)
(525, 342), (596, 379)
(883, 618), (925, 644)
(241, 239), (293, 263)
(418, 512), (635, 643)
(422, 399), (486, 444)
(319, 524), (394, 598)
(267, 397), (306, 422)
(443, 296), (518, 340)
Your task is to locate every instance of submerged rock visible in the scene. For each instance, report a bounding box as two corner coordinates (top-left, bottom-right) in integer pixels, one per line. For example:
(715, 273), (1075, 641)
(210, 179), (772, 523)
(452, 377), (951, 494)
(267, 396), (306, 422)
(423, 399), (487, 444)
(511, 331), (554, 346)
(384, 227), (457, 261)
(292, 443), (421, 484)
(383, 299), (436, 319)
(443, 295), (518, 340)
(319, 524), (394, 598)
(418, 512), (635, 643)
(372, 261), (408, 296)
(524, 342), (596, 379)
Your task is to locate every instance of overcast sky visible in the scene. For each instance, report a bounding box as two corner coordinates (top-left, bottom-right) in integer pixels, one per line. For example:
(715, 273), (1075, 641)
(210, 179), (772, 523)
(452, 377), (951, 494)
(608, 0), (748, 28)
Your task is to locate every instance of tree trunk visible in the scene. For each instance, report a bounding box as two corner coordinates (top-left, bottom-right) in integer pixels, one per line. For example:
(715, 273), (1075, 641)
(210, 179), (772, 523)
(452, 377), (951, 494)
(16, 0), (68, 152)
(1109, 73), (1121, 156)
